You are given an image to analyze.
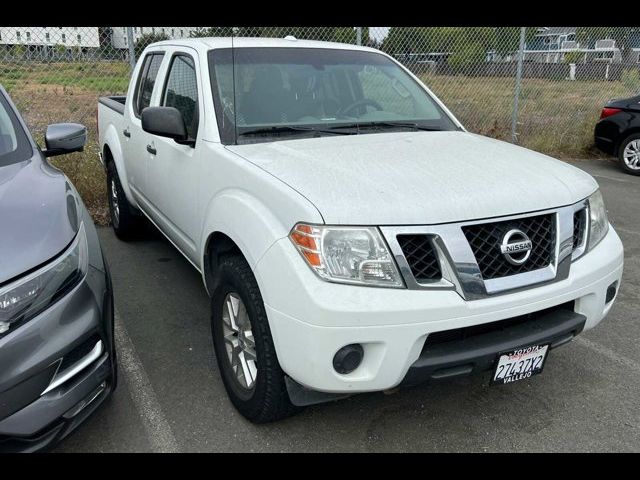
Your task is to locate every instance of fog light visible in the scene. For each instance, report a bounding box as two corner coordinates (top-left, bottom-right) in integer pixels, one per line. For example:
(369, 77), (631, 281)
(333, 344), (364, 374)
(606, 282), (617, 304)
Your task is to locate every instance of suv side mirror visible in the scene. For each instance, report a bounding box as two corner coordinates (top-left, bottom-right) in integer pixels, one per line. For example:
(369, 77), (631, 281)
(141, 106), (193, 146)
(43, 123), (87, 157)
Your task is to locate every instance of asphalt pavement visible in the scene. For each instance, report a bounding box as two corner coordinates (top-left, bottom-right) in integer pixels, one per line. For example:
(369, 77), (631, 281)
(54, 158), (640, 452)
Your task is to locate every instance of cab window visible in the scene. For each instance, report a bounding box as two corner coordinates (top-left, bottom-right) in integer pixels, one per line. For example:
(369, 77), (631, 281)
(162, 54), (199, 139)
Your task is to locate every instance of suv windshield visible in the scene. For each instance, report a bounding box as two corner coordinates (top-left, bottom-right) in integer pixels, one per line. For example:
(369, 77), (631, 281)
(208, 47), (458, 144)
(0, 91), (32, 167)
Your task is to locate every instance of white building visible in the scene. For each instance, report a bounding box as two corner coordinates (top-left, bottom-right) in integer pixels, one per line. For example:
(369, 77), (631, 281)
(0, 27), (200, 52)
(110, 27), (200, 49)
(0, 27), (100, 48)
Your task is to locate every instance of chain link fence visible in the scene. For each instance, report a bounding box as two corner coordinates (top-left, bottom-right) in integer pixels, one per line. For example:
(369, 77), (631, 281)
(1, 26), (638, 221)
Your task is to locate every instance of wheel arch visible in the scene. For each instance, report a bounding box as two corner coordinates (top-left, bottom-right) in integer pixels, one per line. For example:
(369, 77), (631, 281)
(199, 189), (301, 297)
(102, 125), (137, 208)
(616, 128), (640, 156)
(203, 231), (245, 295)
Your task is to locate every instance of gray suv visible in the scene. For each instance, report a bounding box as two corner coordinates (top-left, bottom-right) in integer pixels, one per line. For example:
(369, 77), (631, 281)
(0, 86), (116, 452)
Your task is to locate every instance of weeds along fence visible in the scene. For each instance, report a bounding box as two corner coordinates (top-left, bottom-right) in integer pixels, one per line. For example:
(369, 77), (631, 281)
(1, 26), (639, 221)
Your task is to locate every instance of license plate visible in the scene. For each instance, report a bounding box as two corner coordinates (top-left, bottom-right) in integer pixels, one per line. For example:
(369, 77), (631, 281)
(491, 344), (549, 385)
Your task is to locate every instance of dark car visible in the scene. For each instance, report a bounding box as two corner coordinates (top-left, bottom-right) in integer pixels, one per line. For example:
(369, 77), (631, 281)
(0, 85), (116, 452)
(594, 94), (640, 175)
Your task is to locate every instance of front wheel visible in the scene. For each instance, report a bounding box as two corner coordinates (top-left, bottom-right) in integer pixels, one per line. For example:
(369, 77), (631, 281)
(618, 133), (640, 176)
(210, 254), (299, 423)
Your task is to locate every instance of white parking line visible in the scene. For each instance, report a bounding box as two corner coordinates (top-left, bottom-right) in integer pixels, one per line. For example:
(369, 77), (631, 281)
(114, 311), (180, 453)
(575, 336), (640, 372)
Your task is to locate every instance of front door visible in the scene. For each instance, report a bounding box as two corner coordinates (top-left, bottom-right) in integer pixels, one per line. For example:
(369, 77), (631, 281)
(145, 50), (202, 262)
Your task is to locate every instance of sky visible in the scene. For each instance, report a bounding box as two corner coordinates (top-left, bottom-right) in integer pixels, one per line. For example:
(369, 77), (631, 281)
(369, 27), (390, 42)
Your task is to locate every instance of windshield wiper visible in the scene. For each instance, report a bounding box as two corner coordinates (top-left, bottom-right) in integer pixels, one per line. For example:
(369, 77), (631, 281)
(329, 121), (443, 132)
(237, 125), (357, 137)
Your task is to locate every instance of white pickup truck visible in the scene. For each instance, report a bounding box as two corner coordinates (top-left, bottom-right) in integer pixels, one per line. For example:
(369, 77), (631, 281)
(98, 37), (624, 422)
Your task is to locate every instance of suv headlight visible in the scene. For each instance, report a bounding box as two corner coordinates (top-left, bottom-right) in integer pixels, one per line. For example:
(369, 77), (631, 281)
(0, 223), (88, 336)
(289, 223), (404, 288)
(588, 190), (609, 251)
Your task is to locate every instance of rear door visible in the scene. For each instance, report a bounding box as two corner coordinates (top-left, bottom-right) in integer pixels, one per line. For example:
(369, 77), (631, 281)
(122, 50), (165, 202)
(144, 47), (203, 261)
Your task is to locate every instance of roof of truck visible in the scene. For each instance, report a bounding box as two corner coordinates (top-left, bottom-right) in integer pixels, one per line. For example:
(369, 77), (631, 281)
(148, 36), (380, 53)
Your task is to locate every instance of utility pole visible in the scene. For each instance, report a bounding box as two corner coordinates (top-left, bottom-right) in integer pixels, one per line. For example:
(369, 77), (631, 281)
(127, 27), (136, 72)
(511, 27), (526, 144)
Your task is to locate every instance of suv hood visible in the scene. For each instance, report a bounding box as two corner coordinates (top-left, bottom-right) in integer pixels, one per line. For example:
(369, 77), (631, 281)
(228, 131), (598, 225)
(0, 158), (78, 285)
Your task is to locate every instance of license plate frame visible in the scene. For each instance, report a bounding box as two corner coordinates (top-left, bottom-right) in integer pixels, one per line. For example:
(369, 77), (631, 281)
(491, 344), (549, 385)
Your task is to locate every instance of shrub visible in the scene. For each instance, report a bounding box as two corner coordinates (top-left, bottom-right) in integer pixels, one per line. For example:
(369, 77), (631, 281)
(563, 51), (584, 64)
(134, 33), (169, 58)
(621, 68), (640, 93)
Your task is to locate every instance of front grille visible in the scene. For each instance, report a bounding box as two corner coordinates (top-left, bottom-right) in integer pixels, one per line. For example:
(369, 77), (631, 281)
(462, 213), (556, 280)
(573, 208), (587, 250)
(397, 234), (442, 282)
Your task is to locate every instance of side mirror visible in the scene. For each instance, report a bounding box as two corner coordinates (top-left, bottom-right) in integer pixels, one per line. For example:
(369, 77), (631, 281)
(141, 106), (193, 146)
(43, 123), (87, 157)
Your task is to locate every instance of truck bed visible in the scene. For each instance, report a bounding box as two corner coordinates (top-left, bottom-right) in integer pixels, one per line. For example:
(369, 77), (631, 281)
(99, 96), (126, 115)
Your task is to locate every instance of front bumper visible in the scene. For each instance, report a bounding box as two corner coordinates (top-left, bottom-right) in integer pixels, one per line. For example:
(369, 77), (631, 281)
(0, 221), (115, 452)
(254, 226), (623, 394)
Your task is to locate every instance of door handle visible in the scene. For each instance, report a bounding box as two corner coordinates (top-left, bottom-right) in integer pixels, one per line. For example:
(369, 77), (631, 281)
(146, 144), (157, 155)
(123, 128), (131, 138)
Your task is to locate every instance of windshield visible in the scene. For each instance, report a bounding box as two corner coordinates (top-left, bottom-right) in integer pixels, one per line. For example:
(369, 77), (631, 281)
(0, 91), (32, 167)
(208, 47), (459, 144)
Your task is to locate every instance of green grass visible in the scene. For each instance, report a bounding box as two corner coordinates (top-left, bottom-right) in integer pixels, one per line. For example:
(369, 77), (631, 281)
(420, 74), (637, 157)
(37, 73), (130, 92)
(0, 61), (130, 95)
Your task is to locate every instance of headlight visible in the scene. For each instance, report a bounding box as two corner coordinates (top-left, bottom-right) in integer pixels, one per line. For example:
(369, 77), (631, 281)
(588, 190), (609, 251)
(289, 224), (403, 288)
(0, 223), (88, 336)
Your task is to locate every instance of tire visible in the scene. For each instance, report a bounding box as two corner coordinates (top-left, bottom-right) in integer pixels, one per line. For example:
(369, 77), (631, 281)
(617, 133), (640, 176)
(106, 161), (141, 239)
(210, 254), (299, 423)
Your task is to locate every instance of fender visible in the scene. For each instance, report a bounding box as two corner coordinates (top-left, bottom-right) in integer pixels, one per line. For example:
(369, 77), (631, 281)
(102, 124), (138, 209)
(198, 187), (323, 294)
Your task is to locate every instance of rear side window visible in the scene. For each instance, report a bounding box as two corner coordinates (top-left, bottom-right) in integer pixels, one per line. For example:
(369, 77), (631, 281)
(0, 93), (33, 167)
(162, 54), (199, 139)
(133, 53), (164, 117)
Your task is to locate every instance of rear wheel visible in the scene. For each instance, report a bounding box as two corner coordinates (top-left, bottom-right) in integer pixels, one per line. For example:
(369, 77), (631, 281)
(618, 133), (640, 176)
(106, 161), (141, 239)
(210, 254), (299, 423)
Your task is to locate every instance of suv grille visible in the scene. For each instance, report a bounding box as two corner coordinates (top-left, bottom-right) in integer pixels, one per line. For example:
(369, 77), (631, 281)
(573, 208), (587, 249)
(397, 235), (441, 282)
(462, 213), (556, 280)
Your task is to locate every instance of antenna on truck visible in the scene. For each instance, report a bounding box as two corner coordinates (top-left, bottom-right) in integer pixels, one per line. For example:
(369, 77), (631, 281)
(231, 28), (238, 145)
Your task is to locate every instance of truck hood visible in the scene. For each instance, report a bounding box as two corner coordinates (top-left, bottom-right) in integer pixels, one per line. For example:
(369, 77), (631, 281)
(0, 157), (79, 285)
(227, 131), (598, 225)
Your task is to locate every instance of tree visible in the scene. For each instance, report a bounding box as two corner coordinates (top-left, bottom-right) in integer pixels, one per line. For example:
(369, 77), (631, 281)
(381, 27), (536, 68)
(188, 26), (369, 44)
(134, 32), (170, 58)
(10, 44), (26, 60)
